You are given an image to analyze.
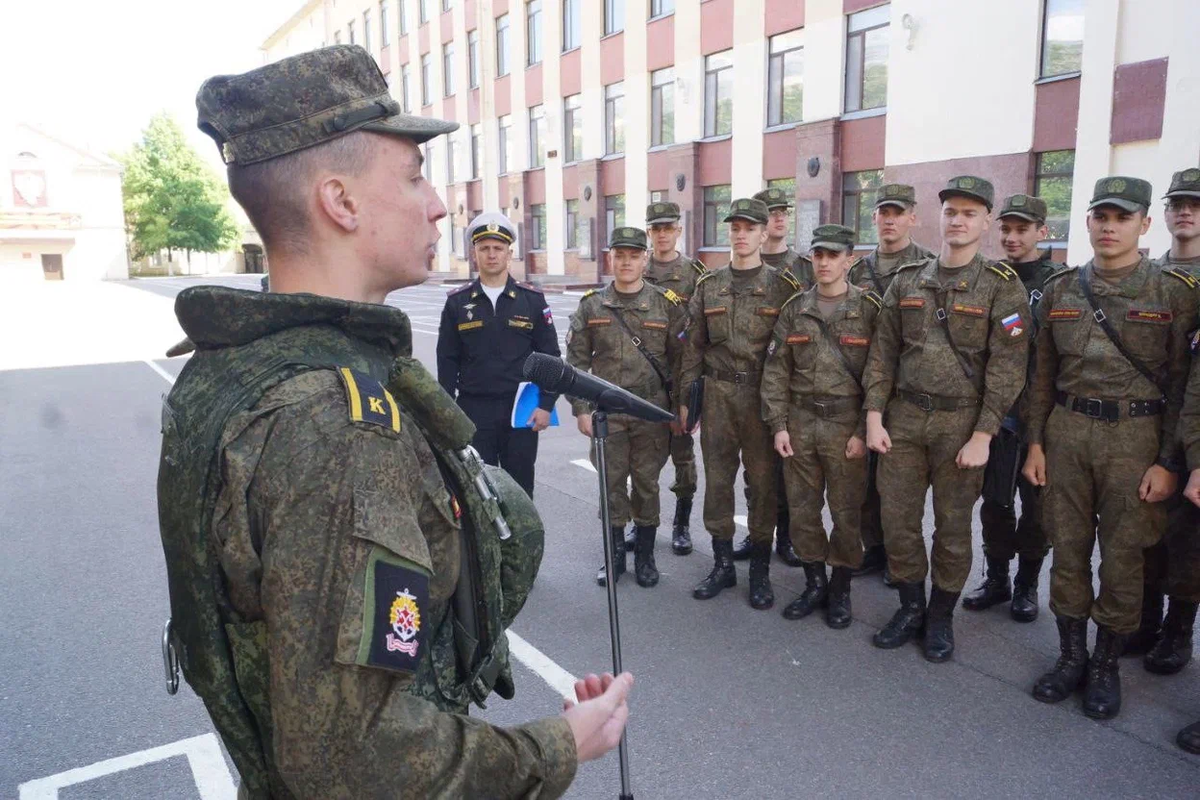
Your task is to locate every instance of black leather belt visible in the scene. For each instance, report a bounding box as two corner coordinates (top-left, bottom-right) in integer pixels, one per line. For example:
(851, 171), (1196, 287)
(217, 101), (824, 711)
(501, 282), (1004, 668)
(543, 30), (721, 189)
(794, 395), (861, 418)
(898, 390), (980, 412)
(1055, 391), (1165, 422)
(704, 366), (762, 386)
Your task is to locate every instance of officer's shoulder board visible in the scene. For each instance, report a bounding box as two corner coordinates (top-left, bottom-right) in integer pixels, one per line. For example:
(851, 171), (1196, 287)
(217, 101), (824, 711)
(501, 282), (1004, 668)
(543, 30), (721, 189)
(448, 282), (474, 295)
(581, 288), (599, 299)
(1164, 266), (1199, 290)
(517, 281), (546, 296)
(690, 258), (708, 276)
(863, 290), (883, 310)
(986, 261), (1018, 281)
(337, 367), (401, 433)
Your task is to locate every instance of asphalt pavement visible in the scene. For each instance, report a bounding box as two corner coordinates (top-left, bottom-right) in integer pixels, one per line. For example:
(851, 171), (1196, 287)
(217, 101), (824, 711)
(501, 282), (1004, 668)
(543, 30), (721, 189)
(3, 274), (1199, 799)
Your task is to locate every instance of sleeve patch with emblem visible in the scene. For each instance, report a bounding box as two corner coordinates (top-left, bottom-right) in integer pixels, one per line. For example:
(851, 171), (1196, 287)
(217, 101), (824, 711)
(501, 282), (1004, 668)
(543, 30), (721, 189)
(356, 549), (431, 674)
(1001, 312), (1024, 337)
(338, 368), (401, 432)
(543, 306), (554, 324)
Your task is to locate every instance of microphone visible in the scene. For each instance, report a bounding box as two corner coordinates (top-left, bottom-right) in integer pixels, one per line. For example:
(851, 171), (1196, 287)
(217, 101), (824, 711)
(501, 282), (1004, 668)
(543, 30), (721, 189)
(523, 353), (676, 423)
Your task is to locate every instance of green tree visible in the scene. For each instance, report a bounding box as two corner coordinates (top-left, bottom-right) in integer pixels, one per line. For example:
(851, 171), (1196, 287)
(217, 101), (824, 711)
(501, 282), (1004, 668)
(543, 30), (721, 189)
(119, 113), (239, 271)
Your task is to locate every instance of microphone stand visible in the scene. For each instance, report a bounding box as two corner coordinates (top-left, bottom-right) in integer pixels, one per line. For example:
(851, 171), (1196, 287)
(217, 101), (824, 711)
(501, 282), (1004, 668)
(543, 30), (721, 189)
(591, 409), (634, 800)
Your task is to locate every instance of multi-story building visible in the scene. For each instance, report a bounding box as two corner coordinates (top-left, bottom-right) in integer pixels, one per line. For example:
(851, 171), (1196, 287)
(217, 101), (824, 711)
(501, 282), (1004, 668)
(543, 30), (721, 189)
(262, 0), (1200, 281)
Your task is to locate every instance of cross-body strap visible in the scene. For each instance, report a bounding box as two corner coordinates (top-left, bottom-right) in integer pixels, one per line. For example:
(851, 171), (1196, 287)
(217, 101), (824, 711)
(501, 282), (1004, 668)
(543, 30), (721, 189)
(934, 287), (977, 383)
(1078, 266), (1169, 398)
(608, 306), (673, 393)
(812, 315), (864, 395)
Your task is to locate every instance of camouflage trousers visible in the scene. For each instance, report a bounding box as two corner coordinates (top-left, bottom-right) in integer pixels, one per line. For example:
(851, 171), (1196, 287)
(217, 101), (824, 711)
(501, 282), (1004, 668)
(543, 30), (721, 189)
(1142, 491), (1200, 604)
(860, 454), (883, 550)
(699, 378), (778, 543)
(878, 398), (985, 593)
(782, 405), (867, 569)
(667, 431), (698, 499)
(1043, 406), (1166, 633)
(589, 414), (671, 527)
(980, 441), (1049, 562)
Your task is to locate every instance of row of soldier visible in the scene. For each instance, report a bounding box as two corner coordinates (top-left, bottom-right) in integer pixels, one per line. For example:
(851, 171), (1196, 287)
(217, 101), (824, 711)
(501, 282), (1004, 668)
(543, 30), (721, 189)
(546, 171), (1200, 755)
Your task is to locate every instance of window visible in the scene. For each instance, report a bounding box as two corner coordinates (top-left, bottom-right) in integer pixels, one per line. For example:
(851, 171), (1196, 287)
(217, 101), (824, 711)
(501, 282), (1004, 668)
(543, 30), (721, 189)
(419, 0), (429, 24)
(531, 204), (547, 249)
(563, 94), (583, 163)
(470, 124), (482, 179)
(605, 82), (625, 155)
(452, 218), (465, 258)
(768, 29), (804, 127)
(563, 0), (581, 51)
(498, 115), (513, 174)
(442, 0), (452, 11)
(650, 0), (673, 17)
(380, 2), (390, 46)
(529, 104), (546, 168)
(704, 51), (734, 138)
(420, 54), (432, 105)
(496, 14), (511, 76)
(605, 195), (626, 246)
(348, 19), (356, 45)
(703, 185), (732, 247)
(767, 178), (797, 243)
(845, 5), (889, 113)
(565, 199), (580, 249)
(363, 10), (372, 52)
(1040, 0), (1084, 78)
(399, 0), (408, 35)
(605, 0), (624, 35)
(1035, 150), (1075, 241)
(842, 169), (884, 244)
(423, 142), (433, 181)
(468, 30), (480, 88)
(400, 63), (412, 111)
(651, 68), (675, 147)
(443, 43), (455, 96)
(527, 1), (543, 65)
(446, 133), (458, 184)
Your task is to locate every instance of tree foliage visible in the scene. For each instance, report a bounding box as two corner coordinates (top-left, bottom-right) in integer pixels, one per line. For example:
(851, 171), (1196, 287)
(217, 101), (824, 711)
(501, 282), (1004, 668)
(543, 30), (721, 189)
(119, 113), (239, 261)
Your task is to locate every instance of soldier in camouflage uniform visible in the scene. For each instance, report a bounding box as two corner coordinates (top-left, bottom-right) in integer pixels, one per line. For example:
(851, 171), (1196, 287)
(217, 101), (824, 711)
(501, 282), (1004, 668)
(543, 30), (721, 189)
(1131, 168), (1200, 675)
(567, 227), (687, 589)
(645, 201), (706, 556)
(848, 184), (934, 581)
(963, 195), (1058, 622)
(864, 176), (1031, 663)
(762, 225), (881, 629)
(680, 197), (800, 609)
(156, 46), (631, 799)
(1024, 177), (1196, 720)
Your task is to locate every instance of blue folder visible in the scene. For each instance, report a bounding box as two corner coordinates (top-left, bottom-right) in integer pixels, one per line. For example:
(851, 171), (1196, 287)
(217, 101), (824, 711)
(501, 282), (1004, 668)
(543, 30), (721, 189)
(510, 381), (561, 429)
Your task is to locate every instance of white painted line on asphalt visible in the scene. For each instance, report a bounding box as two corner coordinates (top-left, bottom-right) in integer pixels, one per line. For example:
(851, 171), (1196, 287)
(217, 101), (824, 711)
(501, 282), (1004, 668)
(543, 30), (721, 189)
(508, 630), (579, 701)
(735, 514), (748, 529)
(18, 733), (235, 800)
(143, 360), (177, 386)
(571, 458), (597, 473)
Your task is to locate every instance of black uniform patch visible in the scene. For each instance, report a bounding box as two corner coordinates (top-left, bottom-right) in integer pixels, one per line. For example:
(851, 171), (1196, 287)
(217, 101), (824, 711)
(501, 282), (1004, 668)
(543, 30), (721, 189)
(359, 549), (431, 674)
(338, 368), (401, 432)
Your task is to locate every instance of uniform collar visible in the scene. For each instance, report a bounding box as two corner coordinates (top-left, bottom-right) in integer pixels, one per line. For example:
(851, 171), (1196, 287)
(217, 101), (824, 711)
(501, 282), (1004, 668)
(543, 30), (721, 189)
(601, 281), (651, 310)
(917, 252), (984, 292)
(472, 273), (518, 300)
(798, 283), (862, 320)
(1085, 255), (1153, 297)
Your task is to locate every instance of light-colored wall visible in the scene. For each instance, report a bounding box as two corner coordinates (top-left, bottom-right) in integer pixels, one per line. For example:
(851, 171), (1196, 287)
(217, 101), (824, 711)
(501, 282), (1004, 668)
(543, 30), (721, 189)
(730, 0), (767, 198)
(624, 0), (651, 230)
(800, 0), (845, 123)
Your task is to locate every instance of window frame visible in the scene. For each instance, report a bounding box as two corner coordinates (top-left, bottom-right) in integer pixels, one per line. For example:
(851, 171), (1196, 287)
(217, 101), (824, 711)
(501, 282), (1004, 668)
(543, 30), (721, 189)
(563, 0), (581, 51)
(1039, 0), (1084, 79)
(703, 51), (734, 138)
(380, 1), (391, 47)
(604, 0), (625, 36)
(1034, 149), (1076, 243)
(844, 5), (890, 114)
(528, 104), (546, 169)
(530, 203), (547, 250)
(526, 0), (543, 66)
(498, 114), (513, 174)
(442, 42), (455, 97)
(468, 30), (480, 88)
(650, 67), (675, 147)
(496, 14), (511, 77)
(420, 53), (432, 106)
(563, 94), (583, 163)
(446, 132), (458, 184)
(419, 0), (429, 25)
(605, 82), (625, 156)
(470, 124), (482, 180)
(442, 0), (452, 12)
(399, 0), (408, 36)
(650, 0), (674, 19)
(702, 185), (732, 248)
(841, 169), (885, 245)
(767, 29), (804, 128)
(565, 199), (580, 250)
(401, 62), (413, 112)
(604, 194), (626, 250)
(348, 19), (356, 45)
(363, 9), (373, 52)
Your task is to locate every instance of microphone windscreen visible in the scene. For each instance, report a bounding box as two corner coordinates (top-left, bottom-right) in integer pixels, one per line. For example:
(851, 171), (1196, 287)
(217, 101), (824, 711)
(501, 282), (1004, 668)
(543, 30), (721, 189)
(522, 352), (567, 390)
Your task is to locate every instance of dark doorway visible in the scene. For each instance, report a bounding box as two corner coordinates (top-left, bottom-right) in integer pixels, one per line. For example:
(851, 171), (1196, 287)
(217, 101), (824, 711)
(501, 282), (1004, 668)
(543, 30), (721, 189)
(243, 244), (264, 274)
(41, 254), (63, 281)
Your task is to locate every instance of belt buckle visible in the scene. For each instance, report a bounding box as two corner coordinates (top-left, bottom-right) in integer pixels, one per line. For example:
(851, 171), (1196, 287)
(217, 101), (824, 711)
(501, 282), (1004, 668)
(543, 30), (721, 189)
(1083, 398), (1104, 419)
(916, 393), (934, 412)
(732, 371), (747, 385)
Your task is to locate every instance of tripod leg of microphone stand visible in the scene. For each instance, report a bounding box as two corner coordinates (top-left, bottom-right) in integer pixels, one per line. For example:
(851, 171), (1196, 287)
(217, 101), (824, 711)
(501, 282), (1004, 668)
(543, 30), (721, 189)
(592, 411), (634, 800)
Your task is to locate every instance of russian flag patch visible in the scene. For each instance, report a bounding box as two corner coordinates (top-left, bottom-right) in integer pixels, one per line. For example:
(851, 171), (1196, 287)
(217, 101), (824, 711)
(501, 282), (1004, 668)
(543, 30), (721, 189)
(1001, 312), (1023, 337)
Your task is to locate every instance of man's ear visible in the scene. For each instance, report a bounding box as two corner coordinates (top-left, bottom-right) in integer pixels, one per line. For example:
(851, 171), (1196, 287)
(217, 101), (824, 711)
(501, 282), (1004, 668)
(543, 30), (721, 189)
(316, 176), (359, 233)
(1140, 214), (1153, 235)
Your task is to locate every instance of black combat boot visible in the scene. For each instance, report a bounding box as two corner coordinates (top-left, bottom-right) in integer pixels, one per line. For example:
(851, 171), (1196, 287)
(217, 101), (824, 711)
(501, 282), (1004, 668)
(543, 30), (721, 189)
(1145, 599), (1198, 675)
(1178, 720), (1200, 755)
(731, 533), (752, 561)
(748, 543), (775, 609)
(775, 508), (803, 567)
(782, 561), (828, 620)
(872, 582), (927, 649)
(1010, 556), (1043, 623)
(1123, 587), (1164, 656)
(1084, 626), (1128, 719)
(962, 556), (1012, 612)
(923, 587), (960, 663)
(671, 496), (694, 555)
(693, 539), (737, 599)
(633, 526), (660, 588)
(1032, 616), (1089, 703)
(853, 544), (886, 577)
(825, 567), (853, 629)
(596, 525), (627, 587)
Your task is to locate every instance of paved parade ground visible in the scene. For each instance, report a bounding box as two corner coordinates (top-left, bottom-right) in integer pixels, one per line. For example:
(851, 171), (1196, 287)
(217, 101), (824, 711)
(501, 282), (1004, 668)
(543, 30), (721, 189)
(3, 275), (1200, 799)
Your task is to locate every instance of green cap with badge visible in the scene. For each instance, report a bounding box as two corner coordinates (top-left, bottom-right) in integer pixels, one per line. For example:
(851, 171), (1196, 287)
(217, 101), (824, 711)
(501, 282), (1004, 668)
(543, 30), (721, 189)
(610, 226), (649, 250)
(938, 175), (995, 210)
(874, 183), (917, 210)
(810, 224), (857, 253)
(724, 197), (769, 224)
(196, 44), (458, 166)
(646, 201), (681, 225)
(752, 187), (792, 210)
(1164, 168), (1200, 200)
(1088, 176), (1152, 213)
(998, 194), (1048, 224)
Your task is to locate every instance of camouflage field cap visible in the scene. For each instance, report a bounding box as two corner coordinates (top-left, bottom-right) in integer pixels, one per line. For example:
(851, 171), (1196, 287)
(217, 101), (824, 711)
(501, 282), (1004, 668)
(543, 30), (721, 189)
(752, 187), (792, 211)
(938, 175), (995, 210)
(998, 194), (1048, 224)
(1164, 168), (1200, 200)
(810, 224), (857, 253)
(1088, 176), (1152, 213)
(646, 201), (682, 225)
(610, 226), (649, 250)
(196, 45), (458, 166)
(874, 183), (917, 210)
(724, 197), (769, 224)
(469, 211), (516, 245)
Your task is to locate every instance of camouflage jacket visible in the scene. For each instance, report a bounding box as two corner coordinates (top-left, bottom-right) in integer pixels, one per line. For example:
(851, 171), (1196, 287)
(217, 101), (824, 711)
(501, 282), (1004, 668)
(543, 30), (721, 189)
(646, 252), (707, 302)
(679, 263), (799, 393)
(849, 240), (935, 295)
(863, 253), (1032, 437)
(160, 288), (576, 799)
(1028, 258), (1198, 467)
(1157, 250), (1200, 276)
(761, 284), (882, 436)
(565, 282), (688, 416)
(762, 247), (815, 290)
